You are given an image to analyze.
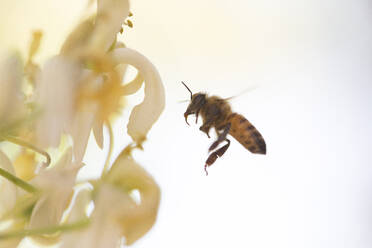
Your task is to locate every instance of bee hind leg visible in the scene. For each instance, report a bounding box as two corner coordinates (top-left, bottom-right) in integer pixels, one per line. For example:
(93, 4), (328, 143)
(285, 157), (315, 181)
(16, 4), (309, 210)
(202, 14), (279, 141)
(209, 123), (231, 152)
(204, 139), (230, 175)
(199, 124), (211, 138)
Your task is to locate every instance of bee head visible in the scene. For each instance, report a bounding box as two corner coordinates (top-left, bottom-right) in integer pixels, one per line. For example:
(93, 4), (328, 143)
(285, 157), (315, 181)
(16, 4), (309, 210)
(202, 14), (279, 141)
(181, 82), (206, 125)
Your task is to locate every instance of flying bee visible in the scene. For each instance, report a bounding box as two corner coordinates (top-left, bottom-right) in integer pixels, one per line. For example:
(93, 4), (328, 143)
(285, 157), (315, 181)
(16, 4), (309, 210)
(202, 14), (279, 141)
(181, 81), (266, 175)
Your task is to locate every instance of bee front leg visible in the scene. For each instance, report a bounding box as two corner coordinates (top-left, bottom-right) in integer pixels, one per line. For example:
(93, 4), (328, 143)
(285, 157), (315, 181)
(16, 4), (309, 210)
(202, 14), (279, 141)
(204, 139), (230, 175)
(195, 110), (200, 124)
(209, 123), (231, 152)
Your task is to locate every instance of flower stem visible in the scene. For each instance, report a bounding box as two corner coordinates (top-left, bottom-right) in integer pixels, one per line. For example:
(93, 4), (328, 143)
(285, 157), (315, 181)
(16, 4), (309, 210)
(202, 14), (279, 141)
(103, 121), (114, 175)
(0, 219), (90, 240)
(5, 136), (51, 167)
(0, 167), (37, 193)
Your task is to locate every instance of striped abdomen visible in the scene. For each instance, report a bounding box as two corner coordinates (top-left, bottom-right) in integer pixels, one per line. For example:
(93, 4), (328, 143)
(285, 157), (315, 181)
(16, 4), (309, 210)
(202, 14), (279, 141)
(227, 113), (266, 154)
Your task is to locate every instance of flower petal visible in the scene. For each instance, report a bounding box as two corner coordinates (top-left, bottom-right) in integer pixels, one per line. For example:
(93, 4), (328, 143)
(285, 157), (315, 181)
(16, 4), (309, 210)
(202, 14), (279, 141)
(35, 56), (82, 148)
(60, 17), (95, 57)
(111, 48), (165, 145)
(91, 0), (130, 51)
(0, 53), (24, 128)
(61, 185), (127, 248)
(122, 71), (144, 95)
(106, 149), (160, 245)
(29, 148), (83, 229)
(93, 119), (104, 149)
(69, 107), (97, 162)
(66, 188), (92, 223)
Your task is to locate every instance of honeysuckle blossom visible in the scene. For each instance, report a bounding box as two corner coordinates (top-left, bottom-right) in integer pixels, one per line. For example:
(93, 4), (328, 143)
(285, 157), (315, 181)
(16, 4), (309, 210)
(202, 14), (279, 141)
(29, 148), (83, 231)
(105, 149), (161, 245)
(35, 0), (131, 158)
(36, 0), (162, 159)
(61, 148), (160, 247)
(0, 0), (165, 246)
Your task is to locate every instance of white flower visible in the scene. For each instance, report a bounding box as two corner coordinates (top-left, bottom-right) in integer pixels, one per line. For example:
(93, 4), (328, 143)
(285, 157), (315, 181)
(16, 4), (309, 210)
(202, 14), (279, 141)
(60, 184), (126, 248)
(105, 149), (161, 245)
(61, 149), (160, 247)
(28, 148), (83, 230)
(36, 0), (134, 160)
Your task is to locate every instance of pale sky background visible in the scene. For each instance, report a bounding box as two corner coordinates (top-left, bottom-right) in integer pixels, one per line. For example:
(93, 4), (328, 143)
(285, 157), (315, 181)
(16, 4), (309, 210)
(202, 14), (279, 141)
(1, 0), (372, 247)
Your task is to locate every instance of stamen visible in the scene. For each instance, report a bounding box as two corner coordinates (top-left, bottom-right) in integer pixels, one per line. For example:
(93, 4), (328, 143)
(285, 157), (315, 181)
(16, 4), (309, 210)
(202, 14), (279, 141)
(5, 136), (51, 167)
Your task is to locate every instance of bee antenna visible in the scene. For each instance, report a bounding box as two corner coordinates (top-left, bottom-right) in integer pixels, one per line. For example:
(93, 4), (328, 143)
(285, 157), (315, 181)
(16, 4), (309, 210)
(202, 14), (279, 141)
(181, 81), (193, 99)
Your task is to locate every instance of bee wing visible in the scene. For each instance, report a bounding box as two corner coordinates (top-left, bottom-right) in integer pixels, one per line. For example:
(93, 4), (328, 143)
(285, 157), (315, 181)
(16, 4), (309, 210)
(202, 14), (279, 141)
(224, 85), (257, 101)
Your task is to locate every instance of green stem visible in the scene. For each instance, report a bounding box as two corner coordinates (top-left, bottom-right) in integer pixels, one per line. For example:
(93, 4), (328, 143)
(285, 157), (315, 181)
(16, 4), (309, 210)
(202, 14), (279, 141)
(0, 167), (37, 193)
(0, 219), (90, 240)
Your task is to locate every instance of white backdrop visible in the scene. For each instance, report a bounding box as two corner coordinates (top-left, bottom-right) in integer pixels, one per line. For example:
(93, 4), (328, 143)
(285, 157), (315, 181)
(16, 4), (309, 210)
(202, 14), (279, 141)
(1, 0), (372, 247)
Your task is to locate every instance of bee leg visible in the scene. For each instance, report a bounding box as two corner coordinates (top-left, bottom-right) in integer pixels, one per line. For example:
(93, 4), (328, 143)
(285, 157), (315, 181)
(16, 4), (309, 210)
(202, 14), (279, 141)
(199, 124), (211, 138)
(209, 123), (231, 152)
(204, 139), (230, 175)
(195, 110), (200, 124)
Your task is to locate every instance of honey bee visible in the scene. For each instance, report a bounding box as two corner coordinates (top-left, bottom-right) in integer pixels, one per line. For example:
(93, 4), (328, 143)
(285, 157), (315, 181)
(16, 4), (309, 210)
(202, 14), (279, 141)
(182, 82), (266, 175)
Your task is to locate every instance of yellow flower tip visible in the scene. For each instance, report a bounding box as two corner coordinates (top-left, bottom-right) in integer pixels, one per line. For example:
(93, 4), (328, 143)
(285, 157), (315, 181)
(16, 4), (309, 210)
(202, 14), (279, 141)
(13, 150), (37, 181)
(28, 30), (43, 61)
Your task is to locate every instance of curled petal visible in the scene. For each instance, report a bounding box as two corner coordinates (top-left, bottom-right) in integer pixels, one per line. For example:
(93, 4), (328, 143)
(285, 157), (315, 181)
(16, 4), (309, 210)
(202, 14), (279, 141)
(111, 48), (165, 145)
(106, 149), (160, 245)
(122, 71), (144, 95)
